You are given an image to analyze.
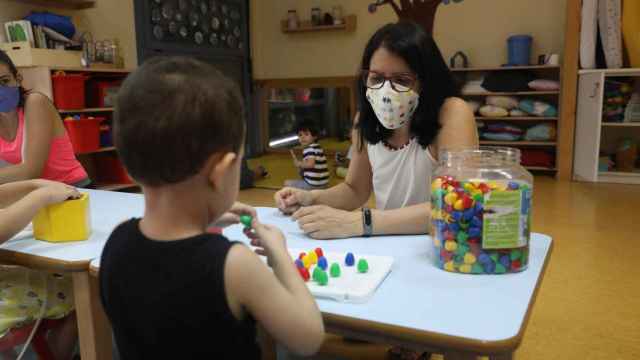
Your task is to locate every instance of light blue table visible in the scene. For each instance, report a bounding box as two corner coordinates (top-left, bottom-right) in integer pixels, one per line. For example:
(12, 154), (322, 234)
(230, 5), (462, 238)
(0, 189), (144, 360)
(222, 207), (553, 360)
(2, 191), (552, 360)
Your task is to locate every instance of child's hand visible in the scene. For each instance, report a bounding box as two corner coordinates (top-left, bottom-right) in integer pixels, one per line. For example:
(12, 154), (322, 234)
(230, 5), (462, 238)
(246, 219), (287, 262)
(33, 182), (81, 205)
(214, 202), (257, 228)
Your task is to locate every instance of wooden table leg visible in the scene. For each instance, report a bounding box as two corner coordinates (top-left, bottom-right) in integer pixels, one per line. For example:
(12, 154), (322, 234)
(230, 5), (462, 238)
(72, 271), (113, 360)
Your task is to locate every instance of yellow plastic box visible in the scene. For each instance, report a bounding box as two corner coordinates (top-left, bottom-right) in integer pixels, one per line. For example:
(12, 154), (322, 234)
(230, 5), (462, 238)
(33, 193), (91, 242)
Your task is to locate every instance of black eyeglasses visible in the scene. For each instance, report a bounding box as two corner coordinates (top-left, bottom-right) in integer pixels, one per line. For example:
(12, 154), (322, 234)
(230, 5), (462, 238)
(361, 70), (417, 93)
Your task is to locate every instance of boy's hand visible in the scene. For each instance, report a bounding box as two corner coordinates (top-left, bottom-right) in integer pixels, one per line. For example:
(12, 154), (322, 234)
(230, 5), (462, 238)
(246, 219), (287, 262)
(274, 187), (314, 214)
(214, 202), (257, 228)
(32, 182), (81, 205)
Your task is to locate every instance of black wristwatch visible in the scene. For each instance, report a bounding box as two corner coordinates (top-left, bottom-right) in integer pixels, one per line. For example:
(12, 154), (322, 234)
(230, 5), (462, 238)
(362, 207), (372, 237)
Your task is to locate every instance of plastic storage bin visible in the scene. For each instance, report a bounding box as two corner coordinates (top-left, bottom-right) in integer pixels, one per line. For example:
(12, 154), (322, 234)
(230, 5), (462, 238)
(52, 73), (87, 109)
(507, 35), (532, 66)
(430, 147), (533, 274)
(97, 154), (133, 184)
(64, 116), (103, 154)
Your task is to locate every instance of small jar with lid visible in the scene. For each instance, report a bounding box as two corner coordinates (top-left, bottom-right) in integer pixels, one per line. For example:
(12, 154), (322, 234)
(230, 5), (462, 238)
(287, 10), (299, 29)
(430, 147), (533, 274)
(311, 7), (322, 26)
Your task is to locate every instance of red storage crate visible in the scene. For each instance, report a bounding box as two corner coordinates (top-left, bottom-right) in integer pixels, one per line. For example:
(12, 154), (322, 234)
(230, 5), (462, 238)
(64, 117), (104, 154)
(86, 80), (121, 108)
(52, 74), (87, 110)
(97, 154), (133, 184)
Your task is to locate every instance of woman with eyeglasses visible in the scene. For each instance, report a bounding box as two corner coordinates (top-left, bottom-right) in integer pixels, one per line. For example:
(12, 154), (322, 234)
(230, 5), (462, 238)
(274, 21), (478, 240)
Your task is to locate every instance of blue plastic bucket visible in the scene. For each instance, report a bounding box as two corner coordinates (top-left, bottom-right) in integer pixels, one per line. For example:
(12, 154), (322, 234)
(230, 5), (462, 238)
(507, 35), (533, 66)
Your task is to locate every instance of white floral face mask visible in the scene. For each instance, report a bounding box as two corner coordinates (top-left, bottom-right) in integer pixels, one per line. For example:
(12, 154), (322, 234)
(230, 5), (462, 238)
(366, 82), (419, 130)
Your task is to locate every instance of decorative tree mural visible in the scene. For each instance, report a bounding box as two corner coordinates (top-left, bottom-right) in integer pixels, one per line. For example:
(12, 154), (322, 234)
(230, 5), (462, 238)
(368, 0), (465, 34)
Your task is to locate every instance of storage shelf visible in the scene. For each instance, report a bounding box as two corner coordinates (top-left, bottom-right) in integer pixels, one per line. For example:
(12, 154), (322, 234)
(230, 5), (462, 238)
(601, 122), (640, 127)
(598, 169), (640, 184)
(97, 183), (138, 191)
(50, 66), (132, 73)
(579, 68), (640, 76)
(525, 166), (557, 171)
(9, 0), (95, 9)
(451, 65), (560, 72)
(267, 100), (325, 109)
(77, 147), (116, 155)
(476, 117), (557, 121)
(281, 15), (356, 34)
(462, 91), (560, 96)
(480, 141), (556, 146)
(59, 107), (114, 114)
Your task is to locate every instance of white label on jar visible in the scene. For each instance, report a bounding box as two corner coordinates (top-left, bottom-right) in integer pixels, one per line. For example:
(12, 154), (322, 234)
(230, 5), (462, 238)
(482, 190), (528, 249)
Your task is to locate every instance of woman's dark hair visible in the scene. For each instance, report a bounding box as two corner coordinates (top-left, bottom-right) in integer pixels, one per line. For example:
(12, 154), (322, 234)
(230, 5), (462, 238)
(0, 50), (28, 108)
(356, 21), (459, 149)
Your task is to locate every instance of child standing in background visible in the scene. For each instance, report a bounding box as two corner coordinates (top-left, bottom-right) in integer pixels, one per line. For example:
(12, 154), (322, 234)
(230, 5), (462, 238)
(100, 57), (324, 359)
(0, 179), (80, 360)
(286, 120), (330, 190)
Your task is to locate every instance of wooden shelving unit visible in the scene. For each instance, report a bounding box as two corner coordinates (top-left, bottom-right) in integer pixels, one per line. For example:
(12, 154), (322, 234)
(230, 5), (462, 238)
(18, 65), (134, 191)
(78, 147), (116, 155)
(476, 116), (557, 121)
(451, 65), (560, 72)
(462, 91), (559, 96)
(59, 107), (114, 114)
(480, 141), (557, 146)
(456, 65), (562, 176)
(281, 15), (357, 34)
(96, 183), (138, 192)
(9, 0), (95, 9)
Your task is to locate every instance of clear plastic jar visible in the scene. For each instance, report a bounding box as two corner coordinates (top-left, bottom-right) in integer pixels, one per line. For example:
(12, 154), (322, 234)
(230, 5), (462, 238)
(430, 147), (533, 274)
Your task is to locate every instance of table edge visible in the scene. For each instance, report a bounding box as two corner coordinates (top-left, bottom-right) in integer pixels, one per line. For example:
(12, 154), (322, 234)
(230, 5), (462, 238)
(323, 238), (554, 354)
(0, 249), (91, 272)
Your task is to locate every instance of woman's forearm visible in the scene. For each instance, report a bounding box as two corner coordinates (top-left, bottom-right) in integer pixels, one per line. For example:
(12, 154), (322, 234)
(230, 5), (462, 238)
(311, 181), (370, 211)
(369, 203), (431, 236)
(0, 164), (39, 186)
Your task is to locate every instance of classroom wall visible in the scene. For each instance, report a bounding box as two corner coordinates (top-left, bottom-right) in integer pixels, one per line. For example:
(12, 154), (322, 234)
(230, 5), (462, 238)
(250, 0), (567, 79)
(0, 0), (137, 68)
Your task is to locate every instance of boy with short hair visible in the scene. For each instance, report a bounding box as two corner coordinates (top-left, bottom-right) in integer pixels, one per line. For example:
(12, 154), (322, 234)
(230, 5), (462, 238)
(99, 57), (324, 359)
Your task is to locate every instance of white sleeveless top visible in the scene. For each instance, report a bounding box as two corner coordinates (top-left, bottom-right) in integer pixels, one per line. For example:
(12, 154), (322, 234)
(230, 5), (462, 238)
(367, 138), (436, 210)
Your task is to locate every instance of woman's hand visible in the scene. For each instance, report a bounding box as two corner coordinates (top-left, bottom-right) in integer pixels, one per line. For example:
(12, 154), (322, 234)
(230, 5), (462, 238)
(274, 187), (314, 214)
(292, 205), (363, 239)
(32, 182), (81, 205)
(214, 201), (257, 228)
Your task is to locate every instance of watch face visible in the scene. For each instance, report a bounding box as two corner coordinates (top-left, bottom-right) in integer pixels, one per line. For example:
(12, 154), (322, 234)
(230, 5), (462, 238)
(189, 11), (199, 27)
(175, 12), (184, 22)
(233, 25), (241, 38)
(200, 2), (208, 14)
(161, 3), (174, 20)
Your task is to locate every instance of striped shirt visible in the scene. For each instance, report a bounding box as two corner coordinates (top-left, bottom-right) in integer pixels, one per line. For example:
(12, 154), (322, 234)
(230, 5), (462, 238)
(302, 143), (329, 187)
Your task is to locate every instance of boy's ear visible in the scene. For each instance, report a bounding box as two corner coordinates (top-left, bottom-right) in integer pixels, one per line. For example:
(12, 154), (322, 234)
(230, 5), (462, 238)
(208, 152), (238, 190)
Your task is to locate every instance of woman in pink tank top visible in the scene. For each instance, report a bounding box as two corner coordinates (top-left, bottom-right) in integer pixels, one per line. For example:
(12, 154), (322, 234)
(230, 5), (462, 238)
(0, 51), (89, 186)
